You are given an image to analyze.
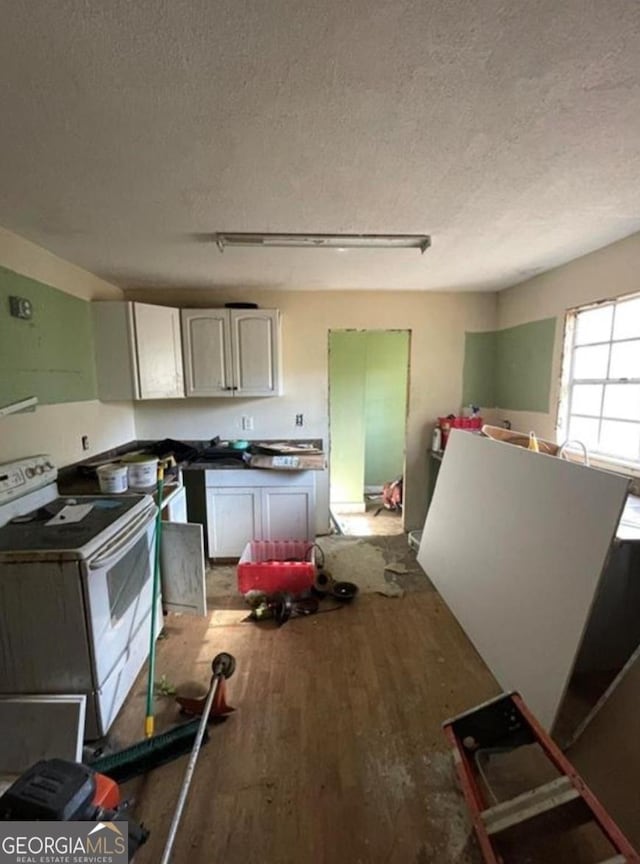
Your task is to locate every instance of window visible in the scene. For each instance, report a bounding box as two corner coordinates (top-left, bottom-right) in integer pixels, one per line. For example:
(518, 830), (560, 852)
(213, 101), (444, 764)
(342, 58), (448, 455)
(560, 292), (640, 465)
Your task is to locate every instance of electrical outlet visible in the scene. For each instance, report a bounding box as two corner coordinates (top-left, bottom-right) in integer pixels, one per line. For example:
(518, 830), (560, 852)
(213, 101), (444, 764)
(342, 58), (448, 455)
(242, 416), (254, 431)
(9, 296), (33, 320)
(81, 435), (90, 451)
(295, 413), (304, 427)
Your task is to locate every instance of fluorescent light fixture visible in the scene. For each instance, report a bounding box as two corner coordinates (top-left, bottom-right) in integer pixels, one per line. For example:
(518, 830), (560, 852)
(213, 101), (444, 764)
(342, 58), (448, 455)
(214, 233), (431, 254)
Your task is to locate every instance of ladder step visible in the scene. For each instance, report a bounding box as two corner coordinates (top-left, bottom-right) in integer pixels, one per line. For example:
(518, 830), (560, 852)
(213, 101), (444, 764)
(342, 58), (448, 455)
(481, 776), (580, 836)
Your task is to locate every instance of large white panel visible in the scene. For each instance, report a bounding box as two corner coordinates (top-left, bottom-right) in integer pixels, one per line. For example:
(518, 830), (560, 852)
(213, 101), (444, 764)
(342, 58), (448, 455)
(417, 431), (629, 730)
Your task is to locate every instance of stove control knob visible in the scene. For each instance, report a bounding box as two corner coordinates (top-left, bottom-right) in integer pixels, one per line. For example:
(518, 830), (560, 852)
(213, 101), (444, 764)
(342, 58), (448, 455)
(35, 465), (44, 475)
(45, 461), (54, 471)
(25, 467), (35, 478)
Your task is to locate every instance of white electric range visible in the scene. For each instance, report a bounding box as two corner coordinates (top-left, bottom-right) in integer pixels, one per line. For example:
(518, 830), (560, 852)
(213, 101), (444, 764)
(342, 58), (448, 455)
(0, 455), (160, 739)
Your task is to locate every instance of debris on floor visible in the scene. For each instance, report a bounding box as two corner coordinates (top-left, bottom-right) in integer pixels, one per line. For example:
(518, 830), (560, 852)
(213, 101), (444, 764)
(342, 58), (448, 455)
(154, 674), (177, 697)
(243, 590), (346, 627)
(206, 534), (430, 601)
(384, 561), (411, 575)
(317, 537), (405, 597)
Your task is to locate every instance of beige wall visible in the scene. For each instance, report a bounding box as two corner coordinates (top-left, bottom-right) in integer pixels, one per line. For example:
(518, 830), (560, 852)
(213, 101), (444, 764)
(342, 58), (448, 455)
(127, 287), (497, 530)
(0, 227), (136, 467)
(497, 231), (640, 441)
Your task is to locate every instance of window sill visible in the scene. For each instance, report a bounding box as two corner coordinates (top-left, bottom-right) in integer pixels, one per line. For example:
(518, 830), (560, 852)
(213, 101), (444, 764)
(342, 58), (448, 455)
(561, 448), (640, 492)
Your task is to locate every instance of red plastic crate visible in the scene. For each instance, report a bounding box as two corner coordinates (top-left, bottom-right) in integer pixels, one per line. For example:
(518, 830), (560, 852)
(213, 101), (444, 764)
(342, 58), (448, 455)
(237, 540), (316, 595)
(451, 416), (483, 429)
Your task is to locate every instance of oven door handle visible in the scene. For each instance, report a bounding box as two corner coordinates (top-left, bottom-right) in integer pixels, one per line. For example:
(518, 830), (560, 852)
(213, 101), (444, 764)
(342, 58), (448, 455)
(88, 506), (157, 570)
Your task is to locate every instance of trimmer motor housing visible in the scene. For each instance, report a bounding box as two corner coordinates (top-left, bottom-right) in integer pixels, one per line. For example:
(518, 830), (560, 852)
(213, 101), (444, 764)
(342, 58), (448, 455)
(0, 758), (148, 861)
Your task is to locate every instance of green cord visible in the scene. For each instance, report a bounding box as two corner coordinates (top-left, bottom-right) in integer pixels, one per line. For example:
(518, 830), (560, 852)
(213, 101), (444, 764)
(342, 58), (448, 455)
(145, 470), (165, 735)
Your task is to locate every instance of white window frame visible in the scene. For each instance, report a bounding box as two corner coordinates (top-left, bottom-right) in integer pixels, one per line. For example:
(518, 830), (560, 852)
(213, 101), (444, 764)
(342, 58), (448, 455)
(558, 290), (640, 471)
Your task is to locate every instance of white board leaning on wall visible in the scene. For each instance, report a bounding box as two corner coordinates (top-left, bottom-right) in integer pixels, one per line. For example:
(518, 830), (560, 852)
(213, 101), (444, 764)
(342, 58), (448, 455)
(418, 431), (629, 732)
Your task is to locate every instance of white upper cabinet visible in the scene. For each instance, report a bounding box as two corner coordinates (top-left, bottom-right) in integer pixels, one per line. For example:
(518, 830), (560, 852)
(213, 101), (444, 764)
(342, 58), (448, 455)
(181, 308), (282, 397)
(92, 301), (185, 401)
(134, 303), (184, 399)
(181, 309), (233, 396)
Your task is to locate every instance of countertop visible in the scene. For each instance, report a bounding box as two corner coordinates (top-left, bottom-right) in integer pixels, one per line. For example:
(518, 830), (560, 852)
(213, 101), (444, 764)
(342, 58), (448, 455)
(59, 438), (324, 477)
(182, 459), (247, 471)
(616, 494), (640, 542)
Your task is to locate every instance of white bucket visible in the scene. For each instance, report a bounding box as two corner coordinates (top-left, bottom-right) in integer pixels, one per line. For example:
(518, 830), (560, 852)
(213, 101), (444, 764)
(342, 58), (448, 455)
(97, 463), (129, 494)
(123, 455), (159, 489)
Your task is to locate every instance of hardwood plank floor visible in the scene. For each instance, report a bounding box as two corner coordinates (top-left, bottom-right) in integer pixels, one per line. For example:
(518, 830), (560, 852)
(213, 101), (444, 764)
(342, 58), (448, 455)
(111, 592), (499, 863)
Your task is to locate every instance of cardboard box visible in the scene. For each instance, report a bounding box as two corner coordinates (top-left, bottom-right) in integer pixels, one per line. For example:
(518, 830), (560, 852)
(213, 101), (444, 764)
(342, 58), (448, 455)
(246, 453), (326, 471)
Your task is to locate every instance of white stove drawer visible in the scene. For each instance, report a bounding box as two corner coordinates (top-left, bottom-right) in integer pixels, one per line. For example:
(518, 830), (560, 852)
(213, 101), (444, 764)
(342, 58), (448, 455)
(87, 597), (162, 739)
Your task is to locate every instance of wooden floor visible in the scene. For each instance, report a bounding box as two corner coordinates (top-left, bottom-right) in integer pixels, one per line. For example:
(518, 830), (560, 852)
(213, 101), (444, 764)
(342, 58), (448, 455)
(333, 498), (404, 536)
(112, 592), (499, 863)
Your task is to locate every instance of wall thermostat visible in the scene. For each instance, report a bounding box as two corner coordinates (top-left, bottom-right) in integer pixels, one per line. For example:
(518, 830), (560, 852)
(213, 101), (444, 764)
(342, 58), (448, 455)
(9, 296), (33, 320)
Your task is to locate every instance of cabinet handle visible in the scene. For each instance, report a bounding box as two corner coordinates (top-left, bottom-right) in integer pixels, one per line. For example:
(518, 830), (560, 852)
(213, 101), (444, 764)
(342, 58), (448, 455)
(223, 386), (233, 391)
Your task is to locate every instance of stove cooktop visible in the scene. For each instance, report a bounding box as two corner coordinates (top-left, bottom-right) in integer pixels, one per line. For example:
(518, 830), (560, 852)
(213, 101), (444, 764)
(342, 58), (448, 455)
(0, 495), (146, 554)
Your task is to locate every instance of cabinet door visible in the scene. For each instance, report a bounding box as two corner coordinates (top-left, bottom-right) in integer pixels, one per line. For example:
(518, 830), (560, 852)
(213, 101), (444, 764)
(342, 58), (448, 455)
(181, 309), (233, 397)
(163, 486), (187, 523)
(92, 302), (139, 400)
(230, 309), (282, 396)
(261, 486), (315, 541)
(160, 522), (207, 616)
(206, 488), (262, 557)
(134, 303), (185, 399)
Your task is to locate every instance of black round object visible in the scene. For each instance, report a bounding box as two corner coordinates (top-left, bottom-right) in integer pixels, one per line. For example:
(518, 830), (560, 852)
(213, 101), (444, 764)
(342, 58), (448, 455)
(314, 571), (333, 594)
(272, 593), (294, 626)
(331, 581), (359, 602)
(212, 652), (236, 679)
(225, 302), (258, 309)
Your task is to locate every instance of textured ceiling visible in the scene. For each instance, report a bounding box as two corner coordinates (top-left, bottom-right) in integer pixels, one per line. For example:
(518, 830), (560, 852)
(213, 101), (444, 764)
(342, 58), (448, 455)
(1, 1), (640, 292)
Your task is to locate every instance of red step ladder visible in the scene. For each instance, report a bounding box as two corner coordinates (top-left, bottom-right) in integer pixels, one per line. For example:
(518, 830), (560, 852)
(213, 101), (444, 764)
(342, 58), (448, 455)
(443, 692), (639, 864)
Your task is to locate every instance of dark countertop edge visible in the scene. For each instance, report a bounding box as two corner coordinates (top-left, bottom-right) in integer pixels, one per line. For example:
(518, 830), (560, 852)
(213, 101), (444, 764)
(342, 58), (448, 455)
(58, 438), (324, 482)
(185, 463), (325, 472)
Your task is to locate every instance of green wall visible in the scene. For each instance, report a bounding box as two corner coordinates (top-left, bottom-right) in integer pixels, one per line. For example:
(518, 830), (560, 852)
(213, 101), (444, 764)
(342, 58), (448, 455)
(364, 332), (410, 485)
(0, 266), (97, 406)
(329, 331), (367, 504)
(463, 318), (556, 412)
(462, 331), (496, 407)
(329, 330), (409, 504)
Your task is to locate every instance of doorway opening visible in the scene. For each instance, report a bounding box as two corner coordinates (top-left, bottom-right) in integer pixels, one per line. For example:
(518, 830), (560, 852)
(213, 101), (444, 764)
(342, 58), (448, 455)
(328, 329), (410, 536)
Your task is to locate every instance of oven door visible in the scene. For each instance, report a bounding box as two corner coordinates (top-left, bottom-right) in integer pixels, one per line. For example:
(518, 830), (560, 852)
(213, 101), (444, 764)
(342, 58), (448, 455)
(82, 504), (158, 687)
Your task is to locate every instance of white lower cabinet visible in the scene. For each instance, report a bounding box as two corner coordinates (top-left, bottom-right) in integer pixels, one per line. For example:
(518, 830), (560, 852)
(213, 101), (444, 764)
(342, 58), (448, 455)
(262, 487), (314, 542)
(206, 488), (263, 558)
(205, 470), (315, 557)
